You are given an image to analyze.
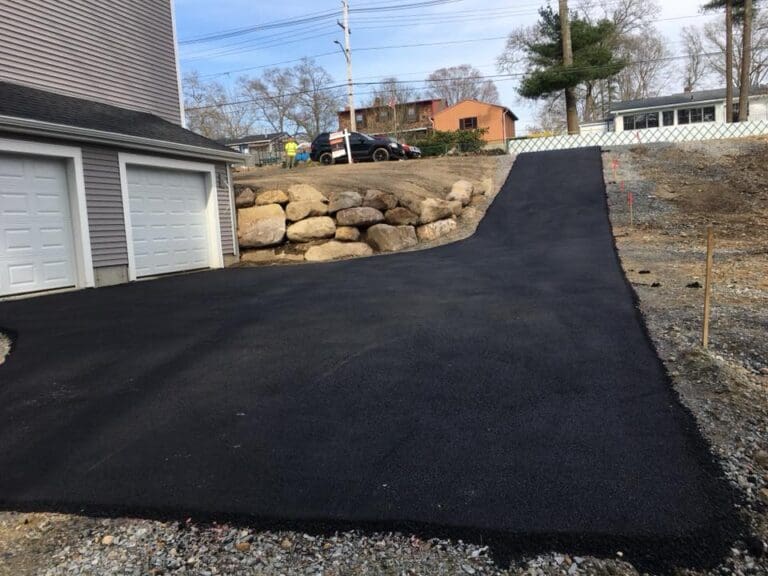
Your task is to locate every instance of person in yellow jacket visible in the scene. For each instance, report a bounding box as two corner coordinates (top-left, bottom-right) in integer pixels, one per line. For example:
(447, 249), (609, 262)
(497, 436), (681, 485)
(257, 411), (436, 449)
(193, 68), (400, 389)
(284, 138), (298, 169)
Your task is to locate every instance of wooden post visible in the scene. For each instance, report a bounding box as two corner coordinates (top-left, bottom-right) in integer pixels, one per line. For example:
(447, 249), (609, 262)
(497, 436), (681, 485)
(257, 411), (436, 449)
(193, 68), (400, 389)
(702, 225), (715, 348)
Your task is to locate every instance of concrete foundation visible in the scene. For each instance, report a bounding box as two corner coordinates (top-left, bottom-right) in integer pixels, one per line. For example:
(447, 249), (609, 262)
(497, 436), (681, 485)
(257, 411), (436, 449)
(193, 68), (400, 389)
(94, 265), (129, 287)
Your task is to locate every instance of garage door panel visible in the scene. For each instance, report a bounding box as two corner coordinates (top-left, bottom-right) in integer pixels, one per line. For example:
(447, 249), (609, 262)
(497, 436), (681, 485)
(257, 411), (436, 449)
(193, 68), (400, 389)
(126, 166), (210, 278)
(1, 192), (29, 215)
(0, 154), (77, 297)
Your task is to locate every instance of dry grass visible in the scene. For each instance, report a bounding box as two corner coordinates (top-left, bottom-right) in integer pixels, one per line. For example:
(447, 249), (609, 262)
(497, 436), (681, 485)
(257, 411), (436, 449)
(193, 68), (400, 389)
(233, 157), (501, 203)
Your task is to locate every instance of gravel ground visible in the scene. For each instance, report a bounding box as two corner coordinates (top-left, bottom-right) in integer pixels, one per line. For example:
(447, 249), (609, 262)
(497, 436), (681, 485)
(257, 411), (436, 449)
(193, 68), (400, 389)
(1, 143), (766, 575)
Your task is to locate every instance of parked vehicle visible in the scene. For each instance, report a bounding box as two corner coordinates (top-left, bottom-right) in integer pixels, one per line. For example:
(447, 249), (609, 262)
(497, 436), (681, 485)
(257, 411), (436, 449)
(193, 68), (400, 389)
(374, 135), (421, 159)
(310, 132), (405, 164)
(402, 143), (422, 159)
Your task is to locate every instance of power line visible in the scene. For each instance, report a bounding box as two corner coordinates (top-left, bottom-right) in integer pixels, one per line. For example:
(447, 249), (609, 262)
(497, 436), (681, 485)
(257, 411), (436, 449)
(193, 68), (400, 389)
(185, 49), (747, 112)
(180, 0), (464, 46)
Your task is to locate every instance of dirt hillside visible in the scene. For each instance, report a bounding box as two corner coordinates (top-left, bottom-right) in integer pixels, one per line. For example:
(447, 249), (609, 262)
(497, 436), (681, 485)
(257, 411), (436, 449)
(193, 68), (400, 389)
(233, 157), (502, 203)
(605, 138), (768, 576)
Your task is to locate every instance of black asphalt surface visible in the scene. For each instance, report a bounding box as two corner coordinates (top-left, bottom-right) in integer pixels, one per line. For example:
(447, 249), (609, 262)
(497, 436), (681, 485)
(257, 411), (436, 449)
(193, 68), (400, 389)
(0, 149), (741, 571)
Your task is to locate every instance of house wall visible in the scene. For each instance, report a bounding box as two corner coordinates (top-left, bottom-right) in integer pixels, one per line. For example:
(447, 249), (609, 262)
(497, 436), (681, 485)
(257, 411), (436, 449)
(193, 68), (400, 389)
(81, 147), (129, 268)
(504, 112), (517, 139)
(0, 0), (182, 124)
(339, 101), (442, 134)
(433, 101), (515, 142)
(0, 131), (235, 287)
(613, 95), (768, 133)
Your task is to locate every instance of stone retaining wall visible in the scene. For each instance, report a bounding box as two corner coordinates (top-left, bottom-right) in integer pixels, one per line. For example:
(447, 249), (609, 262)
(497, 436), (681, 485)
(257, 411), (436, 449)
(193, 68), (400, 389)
(234, 178), (493, 264)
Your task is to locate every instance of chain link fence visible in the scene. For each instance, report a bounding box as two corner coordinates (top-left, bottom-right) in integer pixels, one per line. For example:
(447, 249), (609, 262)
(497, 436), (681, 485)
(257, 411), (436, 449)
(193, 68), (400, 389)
(508, 120), (768, 155)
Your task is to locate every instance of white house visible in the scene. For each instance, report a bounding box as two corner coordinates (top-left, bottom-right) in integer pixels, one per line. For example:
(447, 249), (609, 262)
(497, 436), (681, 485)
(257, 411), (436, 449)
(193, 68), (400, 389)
(580, 86), (768, 134)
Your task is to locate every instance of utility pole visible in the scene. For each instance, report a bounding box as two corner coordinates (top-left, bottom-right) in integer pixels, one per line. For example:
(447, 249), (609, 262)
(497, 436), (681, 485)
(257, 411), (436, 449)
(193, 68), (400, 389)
(337, 0), (356, 132)
(559, 0), (579, 135)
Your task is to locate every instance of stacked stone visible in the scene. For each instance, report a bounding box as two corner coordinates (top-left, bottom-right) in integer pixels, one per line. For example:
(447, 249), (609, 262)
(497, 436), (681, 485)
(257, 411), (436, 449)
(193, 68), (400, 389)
(235, 179), (484, 264)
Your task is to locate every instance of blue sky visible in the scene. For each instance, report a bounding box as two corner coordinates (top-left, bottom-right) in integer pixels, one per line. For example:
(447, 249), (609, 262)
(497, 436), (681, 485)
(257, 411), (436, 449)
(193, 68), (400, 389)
(175, 0), (716, 132)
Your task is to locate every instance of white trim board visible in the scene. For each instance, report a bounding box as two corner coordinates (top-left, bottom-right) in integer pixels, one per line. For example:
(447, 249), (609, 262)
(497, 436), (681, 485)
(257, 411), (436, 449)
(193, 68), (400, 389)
(0, 115), (243, 162)
(117, 152), (224, 282)
(0, 137), (96, 293)
(226, 163), (239, 257)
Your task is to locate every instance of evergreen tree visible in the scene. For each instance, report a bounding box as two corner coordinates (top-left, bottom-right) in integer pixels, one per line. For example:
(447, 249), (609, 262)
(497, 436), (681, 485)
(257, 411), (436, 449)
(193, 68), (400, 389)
(518, 6), (626, 123)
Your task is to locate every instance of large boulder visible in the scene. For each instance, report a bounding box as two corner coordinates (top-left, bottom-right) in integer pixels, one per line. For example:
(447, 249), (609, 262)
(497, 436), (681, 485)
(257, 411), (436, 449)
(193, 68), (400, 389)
(336, 206), (385, 227)
(479, 177), (494, 196)
(235, 187), (256, 208)
(366, 224), (418, 252)
(241, 249), (305, 265)
(420, 198), (457, 224)
(448, 200), (463, 216)
(335, 226), (361, 242)
(327, 190), (362, 213)
(237, 204), (286, 248)
(305, 241), (373, 262)
(255, 189), (289, 205)
(363, 189), (398, 211)
(385, 207), (420, 226)
(397, 192), (460, 224)
(396, 192), (424, 215)
(287, 183), (327, 203)
(286, 201), (328, 222)
(286, 216), (336, 242)
(416, 218), (457, 242)
(447, 180), (473, 206)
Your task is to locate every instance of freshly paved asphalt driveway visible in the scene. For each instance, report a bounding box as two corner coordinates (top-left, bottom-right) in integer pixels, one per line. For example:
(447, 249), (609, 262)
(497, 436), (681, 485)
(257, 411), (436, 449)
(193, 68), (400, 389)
(0, 149), (739, 570)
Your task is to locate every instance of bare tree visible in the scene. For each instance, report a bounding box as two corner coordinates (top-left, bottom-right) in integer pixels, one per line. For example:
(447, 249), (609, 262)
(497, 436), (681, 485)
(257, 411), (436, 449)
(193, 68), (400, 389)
(700, 11), (768, 92)
(290, 58), (343, 138)
(183, 71), (253, 140)
(239, 68), (299, 135)
(366, 77), (421, 107)
(425, 65), (499, 106)
(680, 26), (709, 92)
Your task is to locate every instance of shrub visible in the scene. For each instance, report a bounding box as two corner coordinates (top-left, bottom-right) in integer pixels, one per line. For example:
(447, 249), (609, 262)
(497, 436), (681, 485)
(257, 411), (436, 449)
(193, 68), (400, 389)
(411, 129), (488, 157)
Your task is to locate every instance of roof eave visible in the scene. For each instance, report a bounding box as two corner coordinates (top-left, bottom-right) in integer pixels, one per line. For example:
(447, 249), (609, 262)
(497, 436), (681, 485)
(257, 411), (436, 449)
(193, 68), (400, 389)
(0, 115), (244, 162)
(611, 91), (767, 114)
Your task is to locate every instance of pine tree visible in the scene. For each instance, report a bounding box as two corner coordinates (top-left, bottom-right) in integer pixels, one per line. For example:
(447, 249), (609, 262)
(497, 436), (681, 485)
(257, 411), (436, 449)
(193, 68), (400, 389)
(518, 6), (626, 130)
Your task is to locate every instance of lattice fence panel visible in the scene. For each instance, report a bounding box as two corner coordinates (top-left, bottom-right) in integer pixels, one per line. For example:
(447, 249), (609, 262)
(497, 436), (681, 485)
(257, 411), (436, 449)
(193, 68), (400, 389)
(508, 120), (768, 155)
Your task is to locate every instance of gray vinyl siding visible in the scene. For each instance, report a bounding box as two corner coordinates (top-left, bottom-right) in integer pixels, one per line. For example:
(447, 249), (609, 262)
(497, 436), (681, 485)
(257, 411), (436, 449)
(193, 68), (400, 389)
(216, 164), (236, 255)
(81, 147), (129, 267)
(0, 0), (182, 124)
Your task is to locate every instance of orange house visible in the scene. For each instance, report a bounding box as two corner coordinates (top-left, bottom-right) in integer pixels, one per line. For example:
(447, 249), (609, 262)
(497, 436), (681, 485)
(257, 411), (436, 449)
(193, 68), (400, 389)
(432, 99), (518, 147)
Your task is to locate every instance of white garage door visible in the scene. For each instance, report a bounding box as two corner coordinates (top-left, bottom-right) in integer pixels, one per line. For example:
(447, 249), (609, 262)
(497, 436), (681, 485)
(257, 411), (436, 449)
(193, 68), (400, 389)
(0, 153), (77, 296)
(126, 165), (210, 277)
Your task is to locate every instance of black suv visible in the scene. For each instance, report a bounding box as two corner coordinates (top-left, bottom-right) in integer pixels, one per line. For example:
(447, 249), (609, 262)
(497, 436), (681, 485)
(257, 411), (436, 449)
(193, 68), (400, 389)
(310, 132), (405, 164)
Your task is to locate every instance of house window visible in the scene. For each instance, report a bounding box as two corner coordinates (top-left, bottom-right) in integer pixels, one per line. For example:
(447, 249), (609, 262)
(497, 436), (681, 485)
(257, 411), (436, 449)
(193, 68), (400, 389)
(459, 117), (478, 130)
(407, 106), (417, 121)
(662, 111), (674, 126)
(678, 106), (716, 125)
(623, 112), (659, 130)
(378, 108), (390, 122)
(355, 112), (364, 127)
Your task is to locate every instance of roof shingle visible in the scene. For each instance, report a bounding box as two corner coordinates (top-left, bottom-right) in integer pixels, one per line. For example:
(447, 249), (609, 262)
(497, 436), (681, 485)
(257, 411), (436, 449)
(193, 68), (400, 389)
(0, 81), (233, 153)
